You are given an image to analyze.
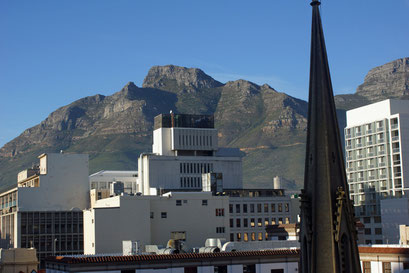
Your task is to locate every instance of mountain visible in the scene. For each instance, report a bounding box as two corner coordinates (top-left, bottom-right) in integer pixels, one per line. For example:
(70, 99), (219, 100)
(1, 58), (408, 191)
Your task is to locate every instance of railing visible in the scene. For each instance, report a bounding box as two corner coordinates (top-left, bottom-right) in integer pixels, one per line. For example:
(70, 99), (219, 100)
(378, 138), (385, 143)
(380, 174), (387, 179)
(346, 156), (353, 161)
(393, 148), (400, 153)
(378, 162), (386, 167)
(391, 124), (399, 130)
(366, 141), (373, 146)
(358, 166), (364, 170)
(345, 134), (352, 139)
(393, 161), (401, 165)
(358, 177), (365, 181)
(380, 186), (387, 191)
(346, 145), (352, 150)
(366, 129), (373, 134)
(367, 153), (374, 157)
(368, 165), (375, 169)
(357, 154), (364, 159)
(368, 176), (375, 180)
(392, 136), (399, 142)
(394, 173), (402, 177)
(356, 132), (362, 136)
(377, 127), (384, 132)
(347, 167), (354, 172)
(356, 143), (363, 148)
(359, 188), (365, 193)
(378, 151), (385, 155)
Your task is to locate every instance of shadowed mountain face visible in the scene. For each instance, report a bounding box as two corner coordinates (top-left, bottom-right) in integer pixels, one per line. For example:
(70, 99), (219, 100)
(1, 58), (408, 190)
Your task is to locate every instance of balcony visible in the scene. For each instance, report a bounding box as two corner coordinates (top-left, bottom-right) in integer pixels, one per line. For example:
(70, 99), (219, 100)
(357, 166), (364, 170)
(359, 188), (365, 193)
(368, 176), (375, 180)
(391, 124), (399, 130)
(378, 138), (385, 143)
(380, 174), (387, 179)
(393, 148), (400, 154)
(356, 143), (363, 148)
(394, 173), (402, 177)
(378, 151), (385, 155)
(367, 153), (374, 157)
(366, 129), (373, 134)
(377, 127), (384, 132)
(378, 162), (386, 167)
(393, 161), (401, 165)
(356, 132), (362, 137)
(368, 165), (375, 169)
(347, 167), (354, 172)
(366, 141), (373, 146)
(345, 134), (352, 139)
(380, 186), (387, 191)
(392, 136), (399, 142)
(357, 154), (364, 159)
(358, 177), (365, 181)
(346, 156), (353, 161)
(346, 145), (352, 150)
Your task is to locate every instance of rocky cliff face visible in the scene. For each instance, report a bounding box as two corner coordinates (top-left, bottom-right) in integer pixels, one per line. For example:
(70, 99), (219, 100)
(1, 59), (408, 190)
(356, 57), (409, 100)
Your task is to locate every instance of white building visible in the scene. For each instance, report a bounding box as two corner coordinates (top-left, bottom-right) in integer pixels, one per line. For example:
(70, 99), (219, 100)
(89, 170), (138, 194)
(83, 191), (229, 255)
(0, 153), (89, 267)
(345, 99), (409, 244)
(138, 114), (242, 194)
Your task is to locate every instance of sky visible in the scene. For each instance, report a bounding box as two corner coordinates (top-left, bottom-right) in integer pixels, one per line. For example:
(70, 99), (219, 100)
(0, 0), (408, 147)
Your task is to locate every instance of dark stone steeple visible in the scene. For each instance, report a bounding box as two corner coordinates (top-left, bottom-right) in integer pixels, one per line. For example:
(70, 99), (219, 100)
(299, 1), (361, 272)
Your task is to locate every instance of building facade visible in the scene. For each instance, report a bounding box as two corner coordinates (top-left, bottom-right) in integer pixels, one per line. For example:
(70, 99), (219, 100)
(0, 153), (90, 267)
(345, 99), (409, 244)
(138, 114), (243, 194)
(83, 192), (230, 255)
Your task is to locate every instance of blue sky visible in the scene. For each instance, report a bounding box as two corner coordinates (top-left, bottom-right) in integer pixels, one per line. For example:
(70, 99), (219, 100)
(0, 0), (408, 147)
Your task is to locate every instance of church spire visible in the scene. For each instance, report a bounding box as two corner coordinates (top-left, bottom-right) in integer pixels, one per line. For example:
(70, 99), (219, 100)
(299, 1), (362, 272)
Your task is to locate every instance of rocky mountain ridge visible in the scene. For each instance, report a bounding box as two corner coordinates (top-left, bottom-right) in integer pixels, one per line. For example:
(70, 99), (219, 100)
(1, 58), (408, 190)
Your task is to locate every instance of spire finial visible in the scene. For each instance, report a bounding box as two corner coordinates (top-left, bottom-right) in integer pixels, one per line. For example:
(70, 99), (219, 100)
(310, 0), (320, 6)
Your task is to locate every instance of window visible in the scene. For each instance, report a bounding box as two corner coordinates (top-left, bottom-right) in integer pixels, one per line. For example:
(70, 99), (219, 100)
(236, 219), (241, 228)
(216, 209), (224, 217)
(375, 228), (382, 235)
(176, 200), (182, 206)
(362, 261), (371, 273)
(258, 218), (262, 227)
(150, 212), (154, 219)
(264, 203), (269, 213)
(243, 204), (248, 213)
(374, 216), (382, 223)
(216, 227), (225, 233)
(230, 219), (233, 228)
(202, 200), (208, 206)
(250, 204), (255, 213)
(244, 218), (248, 227)
(278, 203), (283, 212)
(258, 232), (263, 241)
(364, 228), (371, 235)
(382, 262), (391, 273)
(161, 212), (167, 218)
(285, 203), (289, 212)
(271, 204), (275, 212)
(251, 218), (255, 227)
(243, 233), (248, 242)
(257, 204), (262, 213)
(265, 218), (269, 226)
(251, 232), (256, 241)
(230, 233), (234, 242)
(229, 204), (233, 213)
(285, 217), (290, 224)
(236, 204), (241, 213)
(236, 233), (241, 242)
(363, 217), (370, 224)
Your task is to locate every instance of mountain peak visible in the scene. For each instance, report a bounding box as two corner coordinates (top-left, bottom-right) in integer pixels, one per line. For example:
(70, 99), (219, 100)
(142, 65), (223, 92)
(356, 57), (409, 99)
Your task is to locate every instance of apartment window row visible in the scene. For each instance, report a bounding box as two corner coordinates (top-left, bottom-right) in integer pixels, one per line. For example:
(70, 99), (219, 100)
(180, 177), (202, 188)
(178, 132), (213, 147)
(229, 217), (290, 228)
(20, 234), (83, 253)
(230, 232), (268, 242)
(180, 163), (214, 174)
(229, 203), (289, 214)
(345, 120), (385, 138)
(0, 192), (17, 209)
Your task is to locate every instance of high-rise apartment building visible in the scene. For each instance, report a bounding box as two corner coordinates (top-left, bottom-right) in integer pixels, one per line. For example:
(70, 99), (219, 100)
(345, 99), (409, 244)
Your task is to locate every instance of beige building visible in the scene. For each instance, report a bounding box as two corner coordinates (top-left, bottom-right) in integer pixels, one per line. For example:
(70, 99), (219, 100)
(0, 248), (38, 273)
(0, 153), (90, 268)
(84, 191), (230, 254)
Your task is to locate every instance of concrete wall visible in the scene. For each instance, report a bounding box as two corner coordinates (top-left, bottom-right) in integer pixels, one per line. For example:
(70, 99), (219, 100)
(18, 153), (90, 211)
(84, 192), (229, 254)
(150, 192), (230, 248)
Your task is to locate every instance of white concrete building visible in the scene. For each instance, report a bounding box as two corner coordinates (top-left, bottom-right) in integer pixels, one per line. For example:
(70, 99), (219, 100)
(138, 114), (242, 194)
(345, 99), (409, 244)
(84, 192), (230, 255)
(0, 153), (89, 267)
(89, 170), (138, 195)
